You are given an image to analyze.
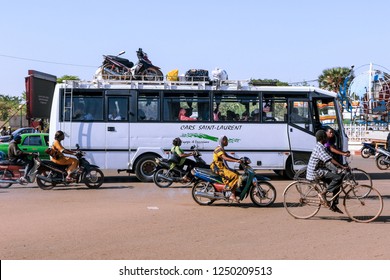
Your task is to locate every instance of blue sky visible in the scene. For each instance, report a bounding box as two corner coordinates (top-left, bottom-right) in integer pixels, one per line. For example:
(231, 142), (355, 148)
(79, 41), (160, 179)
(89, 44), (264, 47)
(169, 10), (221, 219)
(0, 0), (389, 97)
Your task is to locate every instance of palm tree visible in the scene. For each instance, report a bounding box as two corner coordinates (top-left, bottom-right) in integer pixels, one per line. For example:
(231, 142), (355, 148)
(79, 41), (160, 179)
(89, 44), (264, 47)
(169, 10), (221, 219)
(318, 67), (354, 93)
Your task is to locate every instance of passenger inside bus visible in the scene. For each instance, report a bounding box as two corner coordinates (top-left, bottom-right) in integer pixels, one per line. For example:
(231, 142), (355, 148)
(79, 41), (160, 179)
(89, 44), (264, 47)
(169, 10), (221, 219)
(178, 108), (197, 121)
(213, 105), (221, 121)
(251, 109), (260, 121)
(138, 109), (146, 121)
(290, 107), (307, 123)
(240, 111), (249, 121)
(108, 110), (122, 120)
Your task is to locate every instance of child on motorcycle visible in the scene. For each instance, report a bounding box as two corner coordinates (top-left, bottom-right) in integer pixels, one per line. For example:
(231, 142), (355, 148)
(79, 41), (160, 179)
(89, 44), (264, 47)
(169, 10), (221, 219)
(210, 135), (242, 202)
(171, 137), (196, 182)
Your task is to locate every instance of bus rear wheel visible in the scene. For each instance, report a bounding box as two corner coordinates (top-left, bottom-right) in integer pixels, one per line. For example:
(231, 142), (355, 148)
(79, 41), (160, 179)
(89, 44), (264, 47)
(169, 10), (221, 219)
(135, 154), (158, 182)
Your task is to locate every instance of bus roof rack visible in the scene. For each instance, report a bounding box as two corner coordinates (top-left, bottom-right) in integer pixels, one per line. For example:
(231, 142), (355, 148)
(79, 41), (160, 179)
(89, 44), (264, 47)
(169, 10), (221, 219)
(61, 76), (268, 91)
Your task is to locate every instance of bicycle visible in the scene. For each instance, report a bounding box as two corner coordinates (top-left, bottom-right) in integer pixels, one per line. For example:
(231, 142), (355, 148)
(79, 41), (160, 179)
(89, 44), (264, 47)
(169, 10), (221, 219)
(293, 164), (372, 188)
(283, 168), (383, 223)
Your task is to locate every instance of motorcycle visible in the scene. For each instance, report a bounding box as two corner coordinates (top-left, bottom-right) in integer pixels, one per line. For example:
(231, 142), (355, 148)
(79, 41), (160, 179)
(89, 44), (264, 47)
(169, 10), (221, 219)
(35, 144), (104, 190)
(96, 48), (163, 81)
(361, 142), (376, 158)
(375, 146), (390, 170)
(153, 145), (208, 188)
(0, 153), (40, 188)
(191, 157), (276, 206)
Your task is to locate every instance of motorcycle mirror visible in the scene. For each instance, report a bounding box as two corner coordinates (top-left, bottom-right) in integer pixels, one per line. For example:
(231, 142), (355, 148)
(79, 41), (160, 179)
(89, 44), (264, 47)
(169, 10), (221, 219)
(118, 51), (125, 56)
(76, 144), (80, 149)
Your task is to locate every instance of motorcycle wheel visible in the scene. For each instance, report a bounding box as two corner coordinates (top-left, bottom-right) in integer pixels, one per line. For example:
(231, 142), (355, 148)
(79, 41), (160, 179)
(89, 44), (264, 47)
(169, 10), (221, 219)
(191, 181), (216, 206)
(250, 181), (277, 207)
(0, 170), (13, 188)
(84, 167), (104, 189)
(141, 68), (163, 81)
(376, 154), (390, 170)
(36, 169), (55, 190)
(153, 168), (173, 188)
(361, 148), (371, 158)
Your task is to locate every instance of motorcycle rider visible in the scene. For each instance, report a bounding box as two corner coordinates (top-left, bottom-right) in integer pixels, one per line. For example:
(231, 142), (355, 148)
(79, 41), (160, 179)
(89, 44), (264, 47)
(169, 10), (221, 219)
(210, 135), (242, 202)
(171, 137), (196, 182)
(50, 130), (79, 182)
(8, 135), (33, 183)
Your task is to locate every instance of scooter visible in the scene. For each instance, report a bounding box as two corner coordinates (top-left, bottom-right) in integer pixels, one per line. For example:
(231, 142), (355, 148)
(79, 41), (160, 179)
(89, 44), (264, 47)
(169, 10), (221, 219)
(361, 142), (376, 158)
(0, 153), (40, 188)
(191, 157), (276, 206)
(153, 145), (208, 188)
(96, 48), (163, 81)
(35, 144), (104, 190)
(375, 147), (390, 170)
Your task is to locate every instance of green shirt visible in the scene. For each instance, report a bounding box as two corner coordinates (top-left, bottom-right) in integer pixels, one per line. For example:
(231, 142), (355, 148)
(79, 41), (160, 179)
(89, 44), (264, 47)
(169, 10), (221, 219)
(170, 146), (185, 168)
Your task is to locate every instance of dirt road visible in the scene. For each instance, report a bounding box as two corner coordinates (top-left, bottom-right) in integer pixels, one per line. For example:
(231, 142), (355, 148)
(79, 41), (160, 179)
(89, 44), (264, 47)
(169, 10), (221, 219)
(1, 155), (389, 260)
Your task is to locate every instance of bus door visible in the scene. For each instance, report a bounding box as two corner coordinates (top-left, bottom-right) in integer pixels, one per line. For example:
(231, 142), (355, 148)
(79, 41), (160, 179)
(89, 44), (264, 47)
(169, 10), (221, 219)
(287, 99), (315, 170)
(105, 95), (131, 169)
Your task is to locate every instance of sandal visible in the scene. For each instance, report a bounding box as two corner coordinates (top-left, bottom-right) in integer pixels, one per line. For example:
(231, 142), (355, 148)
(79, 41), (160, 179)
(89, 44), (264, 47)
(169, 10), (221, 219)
(65, 176), (75, 183)
(229, 194), (240, 203)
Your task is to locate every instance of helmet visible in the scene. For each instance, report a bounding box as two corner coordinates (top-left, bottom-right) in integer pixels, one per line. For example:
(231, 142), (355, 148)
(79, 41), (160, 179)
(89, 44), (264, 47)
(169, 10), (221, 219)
(241, 157), (251, 165)
(14, 135), (22, 142)
(172, 137), (182, 146)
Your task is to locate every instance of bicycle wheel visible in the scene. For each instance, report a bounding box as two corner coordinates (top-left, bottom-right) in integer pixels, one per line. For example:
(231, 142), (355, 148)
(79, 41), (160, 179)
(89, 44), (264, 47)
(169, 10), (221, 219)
(346, 168), (372, 187)
(283, 181), (321, 219)
(343, 185), (383, 223)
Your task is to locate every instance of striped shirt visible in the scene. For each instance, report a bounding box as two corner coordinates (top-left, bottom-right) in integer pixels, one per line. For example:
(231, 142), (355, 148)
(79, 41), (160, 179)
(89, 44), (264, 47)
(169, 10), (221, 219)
(306, 141), (333, 181)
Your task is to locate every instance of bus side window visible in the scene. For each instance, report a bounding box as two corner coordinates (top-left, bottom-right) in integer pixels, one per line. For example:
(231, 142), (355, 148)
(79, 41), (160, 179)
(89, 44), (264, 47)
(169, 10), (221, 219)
(108, 97), (128, 121)
(262, 96), (287, 122)
(138, 94), (160, 121)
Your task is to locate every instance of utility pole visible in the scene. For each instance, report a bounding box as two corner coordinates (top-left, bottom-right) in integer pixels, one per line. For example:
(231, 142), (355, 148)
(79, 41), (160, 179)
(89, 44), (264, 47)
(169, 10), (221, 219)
(18, 103), (24, 128)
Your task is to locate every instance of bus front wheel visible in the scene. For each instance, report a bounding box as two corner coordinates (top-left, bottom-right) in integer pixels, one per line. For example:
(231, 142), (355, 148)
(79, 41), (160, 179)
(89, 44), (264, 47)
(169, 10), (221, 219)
(135, 154), (158, 182)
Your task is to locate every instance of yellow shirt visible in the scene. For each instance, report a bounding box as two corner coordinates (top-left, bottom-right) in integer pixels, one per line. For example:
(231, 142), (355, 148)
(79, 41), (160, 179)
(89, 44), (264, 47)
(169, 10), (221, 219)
(211, 146), (226, 172)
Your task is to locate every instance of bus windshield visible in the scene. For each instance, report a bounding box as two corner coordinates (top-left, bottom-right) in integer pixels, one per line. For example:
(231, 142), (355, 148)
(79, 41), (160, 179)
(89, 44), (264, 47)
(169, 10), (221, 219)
(316, 100), (339, 131)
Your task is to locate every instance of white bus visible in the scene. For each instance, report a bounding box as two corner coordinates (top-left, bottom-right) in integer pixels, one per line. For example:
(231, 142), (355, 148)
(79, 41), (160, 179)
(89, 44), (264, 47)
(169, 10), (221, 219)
(49, 79), (348, 181)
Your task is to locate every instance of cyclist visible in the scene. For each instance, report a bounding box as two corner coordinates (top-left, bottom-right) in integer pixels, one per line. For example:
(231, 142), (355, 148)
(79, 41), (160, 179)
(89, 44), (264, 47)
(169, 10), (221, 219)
(306, 130), (347, 214)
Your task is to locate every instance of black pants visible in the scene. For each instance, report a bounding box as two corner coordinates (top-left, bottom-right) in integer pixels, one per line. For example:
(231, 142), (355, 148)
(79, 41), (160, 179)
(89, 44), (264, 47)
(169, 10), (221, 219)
(323, 171), (343, 206)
